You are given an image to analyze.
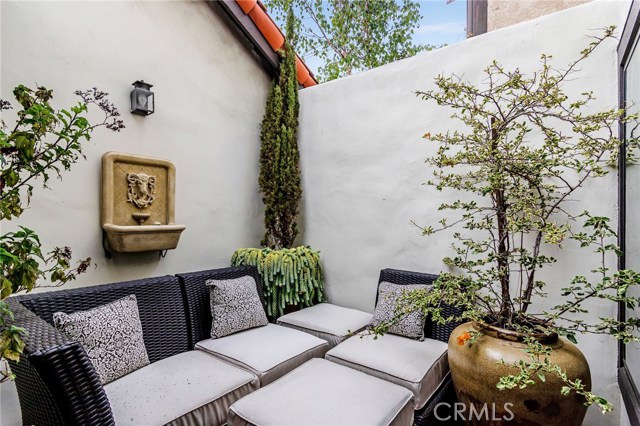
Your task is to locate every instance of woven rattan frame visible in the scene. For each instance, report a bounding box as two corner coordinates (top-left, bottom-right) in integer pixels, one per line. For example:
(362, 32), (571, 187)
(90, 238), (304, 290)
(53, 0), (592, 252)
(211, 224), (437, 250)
(414, 372), (461, 426)
(17, 275), (189, 363)
(7, 298), (115, 426)
(176, 266), (265, 348)
(378, 268), (463, 343)
(377, 268), (463, 425)
(8, 275), (189, 425)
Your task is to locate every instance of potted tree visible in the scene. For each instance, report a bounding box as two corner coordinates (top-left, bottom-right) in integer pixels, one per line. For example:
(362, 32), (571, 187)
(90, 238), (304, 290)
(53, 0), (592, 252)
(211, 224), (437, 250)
(377, 28), (640, 425)
(232, 8), (325, 319)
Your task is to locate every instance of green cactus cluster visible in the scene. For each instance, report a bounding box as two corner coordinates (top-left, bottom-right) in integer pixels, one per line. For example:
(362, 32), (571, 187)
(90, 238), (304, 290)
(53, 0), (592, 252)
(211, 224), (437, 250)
(231, 246), (326, 319)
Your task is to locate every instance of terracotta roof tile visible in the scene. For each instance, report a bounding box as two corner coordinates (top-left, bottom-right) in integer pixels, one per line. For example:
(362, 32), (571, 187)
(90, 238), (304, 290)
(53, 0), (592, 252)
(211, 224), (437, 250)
(234, 0), (317, 87)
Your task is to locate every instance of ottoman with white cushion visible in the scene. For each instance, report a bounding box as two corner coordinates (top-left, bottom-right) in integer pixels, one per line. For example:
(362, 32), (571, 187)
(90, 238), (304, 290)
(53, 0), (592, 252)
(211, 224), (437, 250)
(325, 333), (449, 410)
(104, 350), (259, 426)
(228, 358), (414, 426)
(276, 303), (373, 348)
(196, 323), (329, 386)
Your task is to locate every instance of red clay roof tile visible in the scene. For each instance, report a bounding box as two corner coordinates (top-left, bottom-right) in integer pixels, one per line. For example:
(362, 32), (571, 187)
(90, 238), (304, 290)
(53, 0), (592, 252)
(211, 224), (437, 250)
(236, 0), (257, 14)
(248, 6), (285, 51)
(234, 0), (317, 88)
(295, 56), (310, 86)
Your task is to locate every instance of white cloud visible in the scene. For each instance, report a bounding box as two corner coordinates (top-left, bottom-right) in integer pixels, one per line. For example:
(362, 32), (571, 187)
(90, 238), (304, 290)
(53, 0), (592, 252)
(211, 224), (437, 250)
(416, 21), (466, 35)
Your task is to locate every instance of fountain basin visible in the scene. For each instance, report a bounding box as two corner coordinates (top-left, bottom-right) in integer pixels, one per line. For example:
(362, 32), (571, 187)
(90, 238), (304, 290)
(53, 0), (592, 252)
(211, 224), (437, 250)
(103, 223), (186, 253)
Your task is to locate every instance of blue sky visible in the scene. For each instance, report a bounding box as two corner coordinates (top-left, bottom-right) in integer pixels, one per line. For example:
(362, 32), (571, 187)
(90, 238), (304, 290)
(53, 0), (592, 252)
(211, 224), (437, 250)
(415, 0), (467, 47)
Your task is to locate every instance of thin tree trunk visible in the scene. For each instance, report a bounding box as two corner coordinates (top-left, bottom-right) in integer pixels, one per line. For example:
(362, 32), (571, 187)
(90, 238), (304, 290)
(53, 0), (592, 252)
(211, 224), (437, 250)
(491, 118), (512, 321)
(521, 231), (543, 313)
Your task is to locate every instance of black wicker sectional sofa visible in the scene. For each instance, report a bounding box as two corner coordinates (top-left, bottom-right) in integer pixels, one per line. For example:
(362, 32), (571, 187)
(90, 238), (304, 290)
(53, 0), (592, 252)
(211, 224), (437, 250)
(8, 266), (275, 426)
(6, 266), (461, 426)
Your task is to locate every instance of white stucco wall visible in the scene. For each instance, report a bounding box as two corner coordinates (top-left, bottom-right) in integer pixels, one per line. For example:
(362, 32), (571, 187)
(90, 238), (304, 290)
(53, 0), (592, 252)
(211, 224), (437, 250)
(298, 1), (630, 424)
(1, 1), (270, 423)
(1, 0), (270, 282)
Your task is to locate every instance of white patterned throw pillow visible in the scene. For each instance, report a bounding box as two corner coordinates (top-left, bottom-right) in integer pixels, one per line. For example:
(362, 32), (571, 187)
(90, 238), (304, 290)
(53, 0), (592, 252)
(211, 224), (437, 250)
(207, 276), (268, 338)
(53, 295), (150, 385)
(369, 282), (430, 340)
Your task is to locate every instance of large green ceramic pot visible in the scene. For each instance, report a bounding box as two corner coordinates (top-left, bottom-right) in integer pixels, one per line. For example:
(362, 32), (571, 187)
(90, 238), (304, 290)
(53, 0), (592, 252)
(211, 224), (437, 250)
(447, 321), (591, 426)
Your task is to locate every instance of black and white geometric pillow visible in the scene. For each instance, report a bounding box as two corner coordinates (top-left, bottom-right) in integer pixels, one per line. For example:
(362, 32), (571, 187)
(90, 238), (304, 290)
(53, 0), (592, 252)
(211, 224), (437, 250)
(206, 276), (268, 339)
(53, 294), (150, 385)
(369, 282), (430, 341)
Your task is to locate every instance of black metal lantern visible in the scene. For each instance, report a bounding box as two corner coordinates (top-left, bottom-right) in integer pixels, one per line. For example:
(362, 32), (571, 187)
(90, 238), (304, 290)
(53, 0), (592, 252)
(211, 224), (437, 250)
(130, 80), (154, 116)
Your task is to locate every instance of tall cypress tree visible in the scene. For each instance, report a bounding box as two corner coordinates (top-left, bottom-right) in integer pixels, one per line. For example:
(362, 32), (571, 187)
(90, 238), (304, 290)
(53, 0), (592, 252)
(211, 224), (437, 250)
(259, 8), (301, 249)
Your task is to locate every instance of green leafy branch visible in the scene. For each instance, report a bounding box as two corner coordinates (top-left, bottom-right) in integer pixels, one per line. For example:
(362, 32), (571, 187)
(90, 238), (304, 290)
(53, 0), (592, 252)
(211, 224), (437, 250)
(0, 85), (123, 381)
(412, 26), (637, 324)
(494, 337), (612, 413)
(1, 85), (124, 220)
(264, 0), (433, 81)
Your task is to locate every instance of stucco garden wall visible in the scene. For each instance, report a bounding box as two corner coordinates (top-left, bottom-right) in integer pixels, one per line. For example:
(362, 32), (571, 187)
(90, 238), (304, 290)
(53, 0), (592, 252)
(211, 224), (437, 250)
(298, 1), (630, 424)
(0, 1), (270, 422)
(1, 0), (270, 283)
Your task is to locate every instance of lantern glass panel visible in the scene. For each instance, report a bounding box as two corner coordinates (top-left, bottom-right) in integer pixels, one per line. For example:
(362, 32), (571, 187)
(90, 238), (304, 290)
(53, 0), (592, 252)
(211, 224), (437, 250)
(137, 92), (148, 110)
(147, 92), (154, 113)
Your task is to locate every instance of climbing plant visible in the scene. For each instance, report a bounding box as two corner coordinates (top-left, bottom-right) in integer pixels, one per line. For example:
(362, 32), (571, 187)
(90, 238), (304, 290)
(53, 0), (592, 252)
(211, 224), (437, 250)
(232, 247), (325, 319)
(259, 7), (302, 250)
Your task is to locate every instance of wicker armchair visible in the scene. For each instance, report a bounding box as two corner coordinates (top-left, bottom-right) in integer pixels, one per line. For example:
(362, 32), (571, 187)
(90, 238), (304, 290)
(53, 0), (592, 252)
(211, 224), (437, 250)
(6, 275), (189, 426)
(377, 268), (463, 426)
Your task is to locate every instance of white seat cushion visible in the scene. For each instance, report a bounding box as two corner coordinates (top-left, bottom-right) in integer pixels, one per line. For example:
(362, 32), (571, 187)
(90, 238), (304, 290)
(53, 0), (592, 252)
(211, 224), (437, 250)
(104, 350), (259, 426)
(277, 303), (373, 348)
(325, 333), (448, 410)
(196, 324), (328, 385)
(228, 358), (414, 426)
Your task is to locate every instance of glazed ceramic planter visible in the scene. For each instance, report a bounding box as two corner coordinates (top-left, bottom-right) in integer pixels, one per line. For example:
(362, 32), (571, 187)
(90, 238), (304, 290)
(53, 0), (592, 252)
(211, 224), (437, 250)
(447, 321), (591, 426)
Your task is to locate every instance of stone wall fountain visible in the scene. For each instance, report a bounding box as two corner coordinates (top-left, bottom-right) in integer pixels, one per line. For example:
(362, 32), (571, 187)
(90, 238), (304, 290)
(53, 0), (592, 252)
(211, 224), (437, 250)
(101, 152), (186, 254)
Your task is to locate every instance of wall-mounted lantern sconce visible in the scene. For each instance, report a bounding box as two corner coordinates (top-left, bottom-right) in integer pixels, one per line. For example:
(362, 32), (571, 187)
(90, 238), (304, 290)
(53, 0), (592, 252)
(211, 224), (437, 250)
(130, 80), (154, 116)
